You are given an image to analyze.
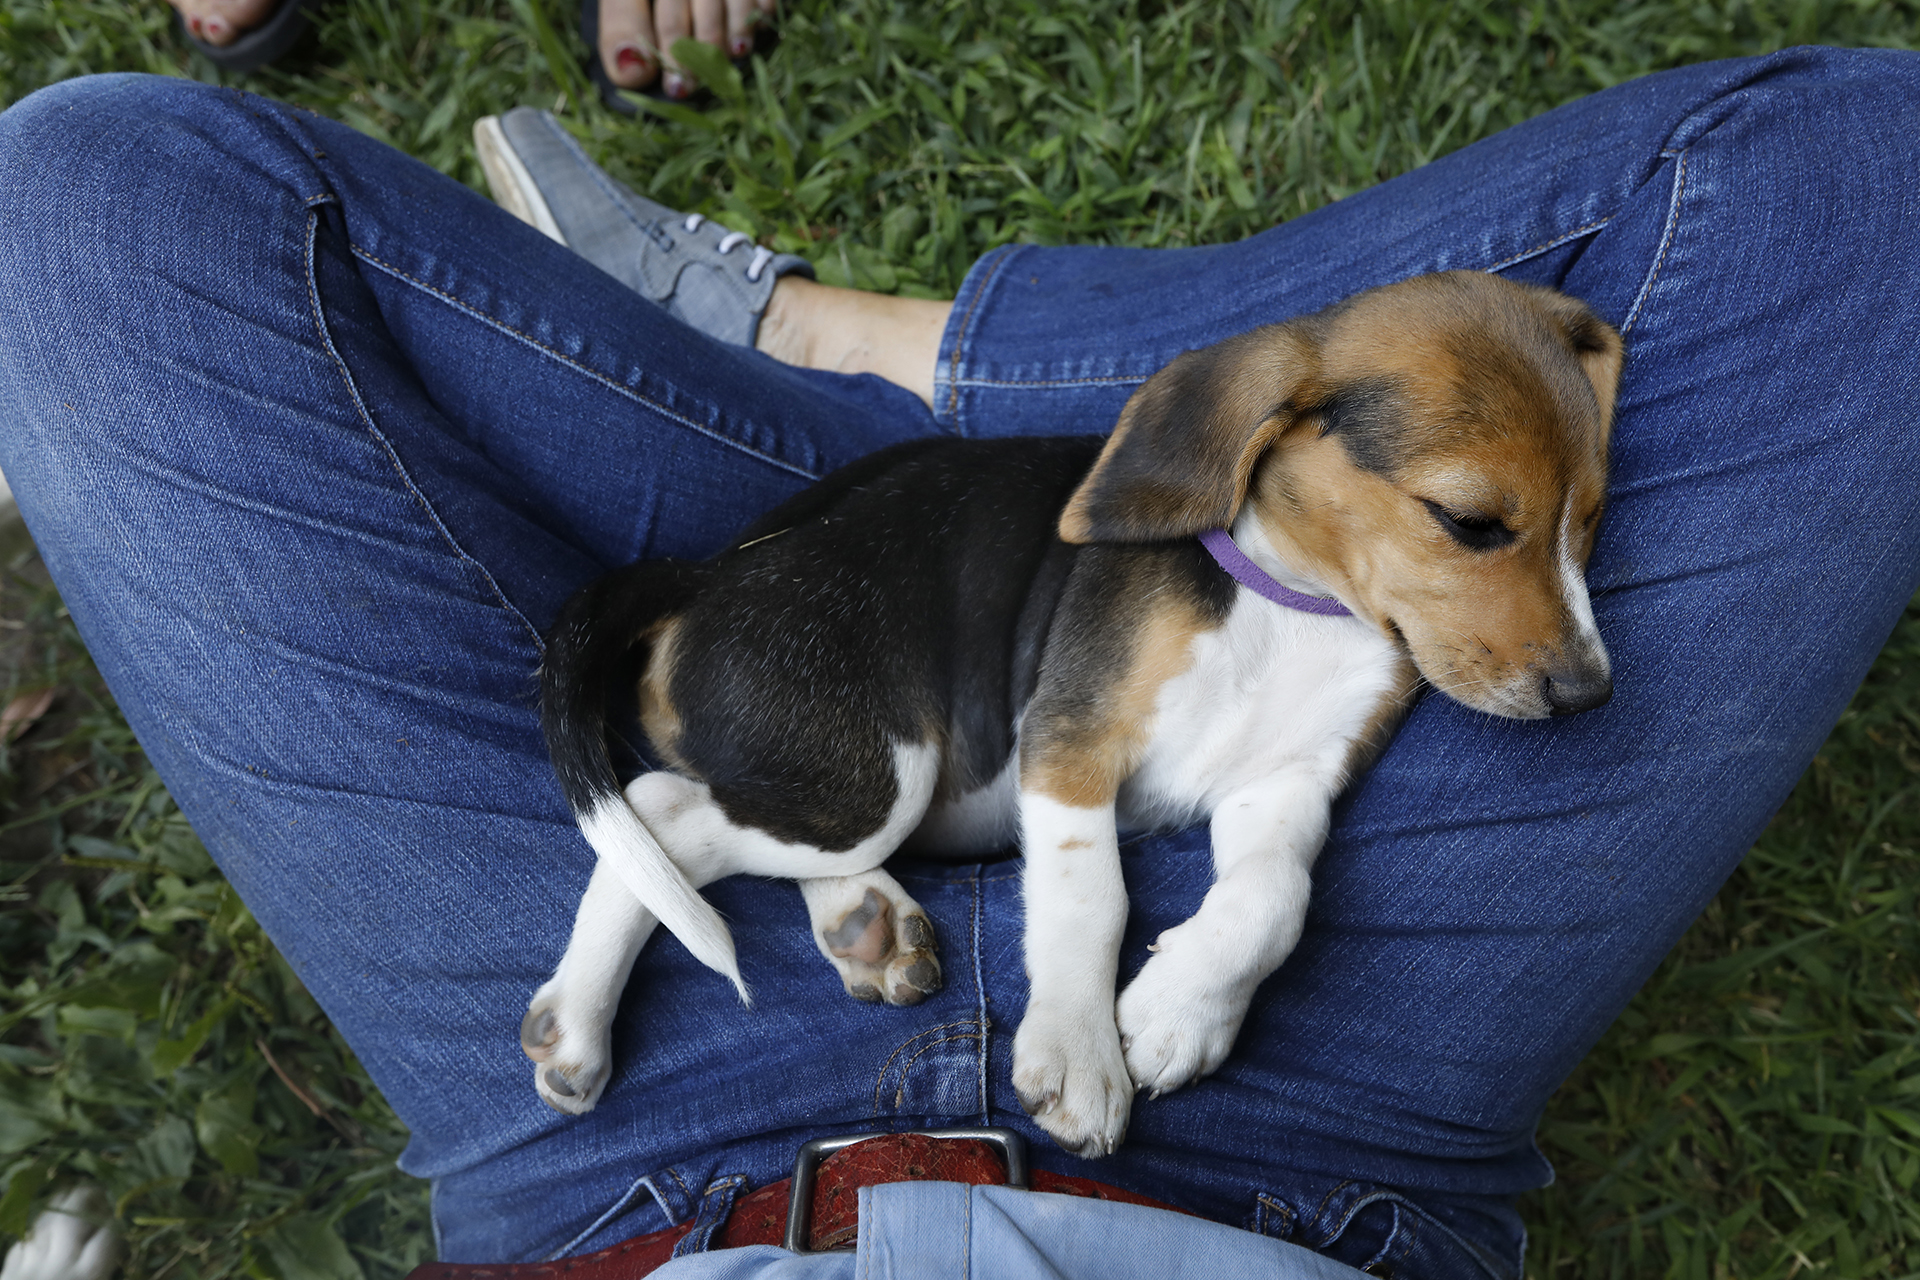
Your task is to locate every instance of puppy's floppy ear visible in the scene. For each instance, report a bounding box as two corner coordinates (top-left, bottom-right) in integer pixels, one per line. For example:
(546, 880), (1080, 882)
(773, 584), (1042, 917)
(1059, 324), (1319, 544)
(1536, 290), (1624, 441)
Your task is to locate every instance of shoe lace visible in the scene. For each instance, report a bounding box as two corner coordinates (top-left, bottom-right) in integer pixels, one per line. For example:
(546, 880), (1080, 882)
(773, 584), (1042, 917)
(682, 214), (778, 283)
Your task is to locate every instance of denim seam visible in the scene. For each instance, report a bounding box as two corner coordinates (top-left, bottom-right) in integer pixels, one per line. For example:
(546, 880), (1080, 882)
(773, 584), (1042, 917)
(1319, 1190), (1397, 1258)
(1365, 1201), (1413, 1274)
(1620, 148), (1689, 336)
(943, 217), (1619, 397)
(1324, 1192), (1379, 1241)
(942, 246), (1018, 428)
(1299, 1179), (1352, 1244)
(871, 1018), (983, 1113)
(542, 1172), (658, 1260)
(300, 211), (545, 650)
(860, 1187), (872, 1280)
(1307, 1186), (1507, 1280)
(1395, 1198), (1509, 1280)
(962, 1181), (973, 1278)
(950, 373), (1152, 390)
(639, 1175), (678, 1224)
(671, 1175), (747, 1257)
(429, 1180), (447, 1262)
(970, 864), (989, 1123)
(888, 1032), (986, 1111)
(347, 245), (818, 483)
(1484, 217), (1611, 273)
(1252, 1192), (1294, 1239)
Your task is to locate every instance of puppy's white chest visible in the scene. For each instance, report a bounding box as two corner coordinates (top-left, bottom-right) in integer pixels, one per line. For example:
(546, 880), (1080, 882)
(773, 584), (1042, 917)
(1119, 598), (1400, 829)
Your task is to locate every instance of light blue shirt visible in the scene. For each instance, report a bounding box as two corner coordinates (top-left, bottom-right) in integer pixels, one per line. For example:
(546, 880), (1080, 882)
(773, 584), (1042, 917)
(649, 1182), (1369, 1279)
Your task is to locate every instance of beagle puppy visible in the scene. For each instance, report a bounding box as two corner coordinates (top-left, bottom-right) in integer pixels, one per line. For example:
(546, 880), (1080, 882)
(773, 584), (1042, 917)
(522, 270), (1623, 1157)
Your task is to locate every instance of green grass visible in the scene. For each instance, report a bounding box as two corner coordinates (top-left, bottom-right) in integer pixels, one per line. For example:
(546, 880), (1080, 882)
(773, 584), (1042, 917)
(2, 1), (1919, 1277)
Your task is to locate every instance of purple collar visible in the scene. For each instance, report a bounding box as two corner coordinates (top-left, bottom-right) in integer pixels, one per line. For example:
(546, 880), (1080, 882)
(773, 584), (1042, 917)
(1198, 528), (1354, 618)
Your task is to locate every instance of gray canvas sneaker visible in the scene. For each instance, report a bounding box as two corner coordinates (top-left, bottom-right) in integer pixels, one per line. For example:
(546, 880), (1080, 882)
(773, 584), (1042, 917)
(473, 108), (815, 348)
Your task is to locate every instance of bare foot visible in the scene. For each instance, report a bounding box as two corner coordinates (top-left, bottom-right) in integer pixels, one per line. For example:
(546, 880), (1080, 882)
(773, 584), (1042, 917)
(166, 0), (273, 46)
(597, 0), (778, 99)
(755, 277), (952, 408)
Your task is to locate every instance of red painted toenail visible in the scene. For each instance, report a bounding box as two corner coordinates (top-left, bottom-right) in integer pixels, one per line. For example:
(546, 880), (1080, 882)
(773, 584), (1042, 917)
(187, 14), (203, 33)
(614, 44), (648, 74)
(730, 38), (749, 57)
(204, 16), (228, 38)
(664, 73), (689, 98)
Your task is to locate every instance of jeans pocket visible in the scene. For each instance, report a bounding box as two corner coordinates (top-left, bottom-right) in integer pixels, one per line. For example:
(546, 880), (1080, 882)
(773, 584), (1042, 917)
(1257, 1181), (1518, 1280)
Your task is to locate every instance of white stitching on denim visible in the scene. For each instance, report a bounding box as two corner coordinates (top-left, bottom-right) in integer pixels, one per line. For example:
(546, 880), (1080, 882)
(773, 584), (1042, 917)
(959, 212), (1618, 393)
(952, 373), (1152, 390)
(1621, 149), (1689, 336)
(1485, 217), (1612, 273)
(944, 246), (1017, 424)
(301, 212), (546, 649)
(347, 245), (819, 482)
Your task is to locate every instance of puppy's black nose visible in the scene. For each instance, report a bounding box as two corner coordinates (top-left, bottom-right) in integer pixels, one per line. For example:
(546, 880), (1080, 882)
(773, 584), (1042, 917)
(1544, 666), (1613, 716)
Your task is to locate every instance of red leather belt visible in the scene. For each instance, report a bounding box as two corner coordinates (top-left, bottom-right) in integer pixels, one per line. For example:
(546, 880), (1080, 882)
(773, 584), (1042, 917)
(405, 1129), (1188, 1280)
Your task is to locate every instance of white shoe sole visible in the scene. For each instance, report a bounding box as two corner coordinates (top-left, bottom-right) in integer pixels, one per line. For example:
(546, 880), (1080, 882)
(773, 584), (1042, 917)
(473, 115), (566, 245)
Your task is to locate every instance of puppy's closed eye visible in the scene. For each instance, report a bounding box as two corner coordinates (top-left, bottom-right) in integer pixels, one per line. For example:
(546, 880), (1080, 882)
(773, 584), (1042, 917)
(1421, 500), (1515, 551)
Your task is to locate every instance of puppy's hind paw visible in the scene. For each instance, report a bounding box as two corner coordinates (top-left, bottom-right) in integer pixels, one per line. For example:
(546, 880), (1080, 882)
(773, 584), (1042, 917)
(819, 886), (943, 1007)
(885, 910), (944, 1005)
(521, 989), (611, 1115)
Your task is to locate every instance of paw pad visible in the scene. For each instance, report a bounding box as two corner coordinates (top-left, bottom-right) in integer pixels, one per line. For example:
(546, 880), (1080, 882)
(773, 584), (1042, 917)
(821, 894), (943, 1007)
(520, 1008), (557, 1059)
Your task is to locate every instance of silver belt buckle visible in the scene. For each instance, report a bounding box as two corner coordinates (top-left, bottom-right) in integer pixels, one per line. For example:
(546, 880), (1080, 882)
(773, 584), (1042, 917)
(784, 1126), (1029, 1253)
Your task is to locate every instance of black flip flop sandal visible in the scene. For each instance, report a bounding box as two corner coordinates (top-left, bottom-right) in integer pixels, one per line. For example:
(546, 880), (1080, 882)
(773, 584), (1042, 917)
(180, 0), (321, 73)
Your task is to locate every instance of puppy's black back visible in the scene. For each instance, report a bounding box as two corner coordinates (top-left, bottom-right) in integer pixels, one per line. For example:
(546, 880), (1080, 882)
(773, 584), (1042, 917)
(665, 437), (1099, 850)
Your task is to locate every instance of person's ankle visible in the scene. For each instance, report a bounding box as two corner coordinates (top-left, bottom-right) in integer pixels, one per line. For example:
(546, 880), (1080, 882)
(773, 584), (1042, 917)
(753, 276), (815, 368)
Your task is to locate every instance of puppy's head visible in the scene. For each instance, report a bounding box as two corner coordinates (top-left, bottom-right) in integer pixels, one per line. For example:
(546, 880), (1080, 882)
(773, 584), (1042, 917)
(1059, 271), (1622, 720)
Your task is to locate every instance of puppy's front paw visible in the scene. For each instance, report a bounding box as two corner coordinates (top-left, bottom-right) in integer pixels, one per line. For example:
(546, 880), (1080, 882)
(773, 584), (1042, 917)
(521, 982), (612, 1115)
(1115, 941), (1250, 1099)
(1011, 1009), (1131, 1158)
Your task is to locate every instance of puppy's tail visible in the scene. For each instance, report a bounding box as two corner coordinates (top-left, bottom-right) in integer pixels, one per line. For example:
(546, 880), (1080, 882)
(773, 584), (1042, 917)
(540, 560), (750, 1004)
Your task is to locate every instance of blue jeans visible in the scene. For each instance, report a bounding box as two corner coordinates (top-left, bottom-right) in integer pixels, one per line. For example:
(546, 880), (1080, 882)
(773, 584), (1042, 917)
(1, 49), (1916, 1280)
